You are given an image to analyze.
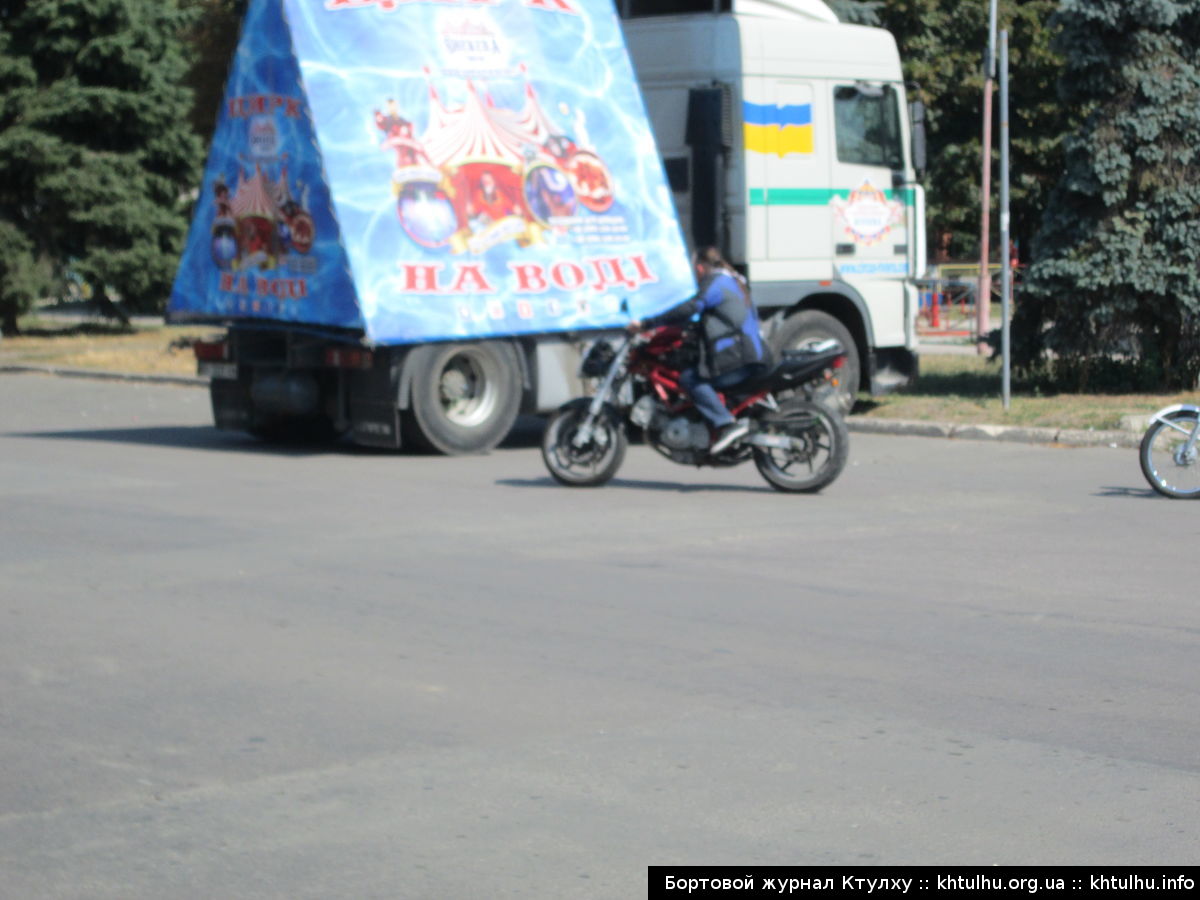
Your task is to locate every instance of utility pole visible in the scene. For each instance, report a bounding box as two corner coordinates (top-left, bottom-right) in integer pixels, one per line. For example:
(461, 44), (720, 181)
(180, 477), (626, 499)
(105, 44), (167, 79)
(1000, 30), (1011, 409)
(977, 0), (998, 354)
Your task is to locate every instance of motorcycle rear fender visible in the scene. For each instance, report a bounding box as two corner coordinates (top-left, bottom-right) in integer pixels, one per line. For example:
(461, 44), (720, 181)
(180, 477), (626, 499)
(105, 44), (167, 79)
(771, 349), (844, 387)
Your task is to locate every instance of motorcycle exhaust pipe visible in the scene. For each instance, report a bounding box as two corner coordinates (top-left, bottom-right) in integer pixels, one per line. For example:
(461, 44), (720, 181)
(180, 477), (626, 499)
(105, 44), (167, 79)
(745, 433), (802, 450)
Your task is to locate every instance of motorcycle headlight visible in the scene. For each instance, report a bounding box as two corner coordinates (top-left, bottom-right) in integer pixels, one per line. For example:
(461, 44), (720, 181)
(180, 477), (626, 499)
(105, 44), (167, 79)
(580, 340), (616, 377)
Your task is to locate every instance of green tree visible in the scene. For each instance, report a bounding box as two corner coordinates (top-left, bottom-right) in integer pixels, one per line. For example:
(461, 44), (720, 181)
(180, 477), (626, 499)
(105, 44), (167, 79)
(0, 0), (202, 333)
(0, 20), (49, 333)
(876, 0), (1066, 265)
(182, 0), (246, 141)
(1014, 0), (1200, 389)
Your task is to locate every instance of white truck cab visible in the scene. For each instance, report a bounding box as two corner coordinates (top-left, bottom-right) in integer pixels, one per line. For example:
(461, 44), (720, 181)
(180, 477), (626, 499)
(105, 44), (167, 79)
(620, 0), (926, 408)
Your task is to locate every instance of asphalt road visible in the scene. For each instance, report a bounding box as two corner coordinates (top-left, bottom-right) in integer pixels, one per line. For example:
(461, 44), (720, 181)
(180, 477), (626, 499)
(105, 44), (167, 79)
(1, 373), (1197, 897)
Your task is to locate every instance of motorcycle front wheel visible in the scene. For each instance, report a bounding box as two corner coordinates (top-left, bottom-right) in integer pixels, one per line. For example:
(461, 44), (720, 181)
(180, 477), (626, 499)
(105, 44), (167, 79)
(541, 400), (627, 487)
(1139, 410), (1200, 498)
(753, 398), (848, 493)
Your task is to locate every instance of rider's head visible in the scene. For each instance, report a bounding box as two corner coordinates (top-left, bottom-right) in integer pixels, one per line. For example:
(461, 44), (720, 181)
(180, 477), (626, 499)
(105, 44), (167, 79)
(692, 245), (731, 279)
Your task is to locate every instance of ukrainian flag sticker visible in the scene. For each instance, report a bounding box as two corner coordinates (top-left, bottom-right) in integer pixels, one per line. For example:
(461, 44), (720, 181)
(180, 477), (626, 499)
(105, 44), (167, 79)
(743, 101), (814, 157)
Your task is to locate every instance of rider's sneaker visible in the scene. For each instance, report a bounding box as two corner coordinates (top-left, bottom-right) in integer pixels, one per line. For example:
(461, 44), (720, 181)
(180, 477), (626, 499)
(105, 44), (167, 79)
(710, 419), (750, 455)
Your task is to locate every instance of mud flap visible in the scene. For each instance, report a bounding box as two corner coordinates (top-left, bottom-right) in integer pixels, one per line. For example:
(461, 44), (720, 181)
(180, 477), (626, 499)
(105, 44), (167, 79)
(210, 378), (253, 432)
(348, 366), (402, 449)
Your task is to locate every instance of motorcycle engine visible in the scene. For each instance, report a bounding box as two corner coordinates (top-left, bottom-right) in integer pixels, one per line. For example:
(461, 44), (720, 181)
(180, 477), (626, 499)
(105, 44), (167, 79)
(629, 395), (663, 430)
(661, 415), (710, 451)
(631, 396), (709, 455)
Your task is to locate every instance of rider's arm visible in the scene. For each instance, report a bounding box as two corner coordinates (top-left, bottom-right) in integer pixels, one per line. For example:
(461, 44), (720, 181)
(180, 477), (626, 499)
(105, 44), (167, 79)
(638, 278), (722, 331)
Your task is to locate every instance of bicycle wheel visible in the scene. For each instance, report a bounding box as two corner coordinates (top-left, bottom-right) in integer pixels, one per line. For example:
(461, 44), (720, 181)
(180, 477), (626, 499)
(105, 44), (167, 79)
(1139, 410), (1200, 498)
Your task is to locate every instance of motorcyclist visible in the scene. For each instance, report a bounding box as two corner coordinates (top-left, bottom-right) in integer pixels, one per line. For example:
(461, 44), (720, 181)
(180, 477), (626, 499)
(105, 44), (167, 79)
(628, 246), (767, 454)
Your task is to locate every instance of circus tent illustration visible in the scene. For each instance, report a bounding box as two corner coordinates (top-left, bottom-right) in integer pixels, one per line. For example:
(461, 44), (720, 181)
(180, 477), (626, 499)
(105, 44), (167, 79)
(208, 164), (316, 271)
(382, 69), (615, 254)
(232, 167), (280, 268)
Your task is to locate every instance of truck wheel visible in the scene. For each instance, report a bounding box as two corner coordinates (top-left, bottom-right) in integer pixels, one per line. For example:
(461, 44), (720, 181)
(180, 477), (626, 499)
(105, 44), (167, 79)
(771, 310), (860, 415)
(404, 341), (522, 454)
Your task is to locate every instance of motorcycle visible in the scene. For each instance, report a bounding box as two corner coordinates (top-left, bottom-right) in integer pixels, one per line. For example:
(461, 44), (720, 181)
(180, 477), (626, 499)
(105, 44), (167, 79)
(1139, 403), (1200, 498)
(541, 324), (850, 492)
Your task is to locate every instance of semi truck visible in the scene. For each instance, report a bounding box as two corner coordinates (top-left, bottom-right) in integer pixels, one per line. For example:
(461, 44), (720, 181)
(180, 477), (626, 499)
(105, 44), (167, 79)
(622, 0), (927, 413)
(170, 0), (925, 452)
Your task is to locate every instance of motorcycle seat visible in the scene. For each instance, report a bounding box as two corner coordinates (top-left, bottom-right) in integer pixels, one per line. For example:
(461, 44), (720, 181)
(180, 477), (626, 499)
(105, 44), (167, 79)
(726, 343), (844, 399)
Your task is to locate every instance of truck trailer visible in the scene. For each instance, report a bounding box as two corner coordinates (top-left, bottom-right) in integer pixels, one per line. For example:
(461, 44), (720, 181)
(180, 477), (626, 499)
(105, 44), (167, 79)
(170, 0), (925, 452)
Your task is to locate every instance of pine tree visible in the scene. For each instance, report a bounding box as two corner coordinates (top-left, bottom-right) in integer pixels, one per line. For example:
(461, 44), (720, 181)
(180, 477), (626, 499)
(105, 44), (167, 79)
(0, 0), (202, 332)
(0, 17), (48, 334)
(1015, 0), (1200, 389)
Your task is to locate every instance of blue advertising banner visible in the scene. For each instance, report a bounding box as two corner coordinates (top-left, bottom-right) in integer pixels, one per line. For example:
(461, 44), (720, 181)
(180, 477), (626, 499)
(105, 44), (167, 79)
(170, 0), (694, 345)
(169, 0), (363, 331)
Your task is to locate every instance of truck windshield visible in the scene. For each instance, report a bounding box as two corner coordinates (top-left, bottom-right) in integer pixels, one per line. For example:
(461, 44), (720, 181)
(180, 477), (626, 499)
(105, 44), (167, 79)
(618, 0), (731, 16)
(834, 83), (904, 170)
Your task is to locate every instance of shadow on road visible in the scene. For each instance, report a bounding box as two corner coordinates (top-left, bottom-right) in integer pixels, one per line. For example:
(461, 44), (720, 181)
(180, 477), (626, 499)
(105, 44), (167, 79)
(8, 425), (384, 457)
(9, 415), (547, 458)
(496, 416), (545, 449)
(497, 476), (773, 494)
(1095, 485), (1161, 500)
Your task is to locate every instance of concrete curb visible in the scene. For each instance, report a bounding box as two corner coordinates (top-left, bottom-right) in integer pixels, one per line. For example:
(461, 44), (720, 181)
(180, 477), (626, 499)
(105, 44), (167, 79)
(0, 364), (207, 388)
(847, 417), (1139, 449)
(1, 364), (1142, 449)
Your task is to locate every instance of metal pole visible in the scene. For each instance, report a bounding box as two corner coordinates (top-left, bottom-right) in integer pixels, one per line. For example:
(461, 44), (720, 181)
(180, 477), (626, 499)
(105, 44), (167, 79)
(1000, 30), (1011, 410)
(976, 0), (998, 354)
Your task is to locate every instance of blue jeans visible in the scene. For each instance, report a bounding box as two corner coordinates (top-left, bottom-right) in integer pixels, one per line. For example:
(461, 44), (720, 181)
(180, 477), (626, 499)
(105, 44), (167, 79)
(680, 364), (761, 428)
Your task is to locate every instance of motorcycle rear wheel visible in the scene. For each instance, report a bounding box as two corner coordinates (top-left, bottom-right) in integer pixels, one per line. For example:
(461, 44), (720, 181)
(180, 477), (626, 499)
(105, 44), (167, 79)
(541, 401), (627, 487)
(753, 398), (848, 493)
(1139, 410), (1200, 498)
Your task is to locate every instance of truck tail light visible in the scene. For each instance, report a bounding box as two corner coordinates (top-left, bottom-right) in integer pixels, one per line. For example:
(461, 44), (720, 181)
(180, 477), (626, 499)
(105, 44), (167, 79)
(324, 347), (374, 369)
(193, 338), (229, 362)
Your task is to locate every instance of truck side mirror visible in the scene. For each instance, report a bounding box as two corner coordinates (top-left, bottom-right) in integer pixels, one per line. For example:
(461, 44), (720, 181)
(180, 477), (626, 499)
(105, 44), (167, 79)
(909, 99), (927, 179)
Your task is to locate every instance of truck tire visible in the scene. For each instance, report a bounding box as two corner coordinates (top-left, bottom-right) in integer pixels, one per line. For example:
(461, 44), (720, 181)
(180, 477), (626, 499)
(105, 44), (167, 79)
(771, 310), (860, 415)
(404, 341), (522, 454)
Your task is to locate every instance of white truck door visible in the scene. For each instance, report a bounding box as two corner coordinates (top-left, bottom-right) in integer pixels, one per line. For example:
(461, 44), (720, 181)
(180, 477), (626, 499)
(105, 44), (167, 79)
(827, 80), (911, 345)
